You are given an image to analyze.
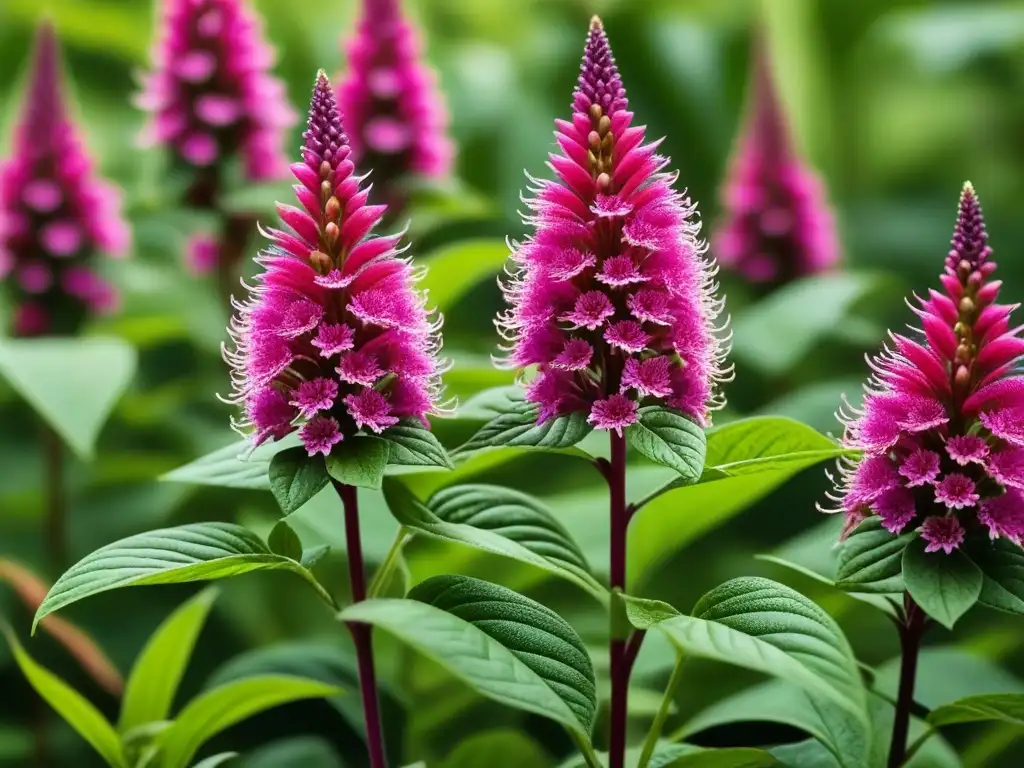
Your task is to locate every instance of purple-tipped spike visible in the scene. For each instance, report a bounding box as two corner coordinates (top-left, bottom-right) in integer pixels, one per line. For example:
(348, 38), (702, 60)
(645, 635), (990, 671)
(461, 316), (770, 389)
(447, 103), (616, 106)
(574, 17), (628, 119)
(946, 182), (991, 272)
(714, 31), (838, 287)
(0, 23), (129, 337)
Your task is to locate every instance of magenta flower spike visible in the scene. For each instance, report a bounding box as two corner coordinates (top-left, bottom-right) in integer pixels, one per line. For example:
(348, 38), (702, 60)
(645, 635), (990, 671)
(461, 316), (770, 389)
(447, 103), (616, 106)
(497, 17), (729, 432)
(826, 183), (1024, 553)
(225, 71), (448, 458)
(0, 23), (129, 337)
(338, 0), (453, 207)
(136, 0), (297, 185)
(714, 32), (838, 286)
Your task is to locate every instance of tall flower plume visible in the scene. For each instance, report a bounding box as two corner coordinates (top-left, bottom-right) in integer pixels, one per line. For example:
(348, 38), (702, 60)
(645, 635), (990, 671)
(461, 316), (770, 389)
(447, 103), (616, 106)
(714, 32), (838, 286)
(825, 183), (1024, 553)
(0, 23), (129, 337)
(136, 0), (296, 185)
(225, 71), (448, 456)
(338, 0), (452, 209)
(497, 17), (729, 432)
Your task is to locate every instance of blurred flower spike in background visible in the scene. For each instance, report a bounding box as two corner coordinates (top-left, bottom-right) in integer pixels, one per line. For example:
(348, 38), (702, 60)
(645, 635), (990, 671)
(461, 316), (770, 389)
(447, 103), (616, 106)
(0, 22), (129, 337)
(225, 71), (448, 457)
(497, 16), (730, 433)
(826, 183), (1024, 553)
(714, 28), (839, 289)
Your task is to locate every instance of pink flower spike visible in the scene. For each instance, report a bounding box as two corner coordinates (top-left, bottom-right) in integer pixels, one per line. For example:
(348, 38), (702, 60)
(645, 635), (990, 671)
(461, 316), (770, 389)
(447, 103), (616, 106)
(312, 323), (356, 358)
(588, 394), (638, 435)
(621, 356), (673, 398)
(299, 416), (344, 456)
(977, 490), (1024, 543)
(605, 321), (650, 354)
(548, 248), (596, 281)
(561, 291), (615, 330)
(552, 339), (593, 371)
(290, 377), (339, 419)
(898, 449), (940, 487)
(987, 448), (1024, 491)
(934, 473), (980, 509)
(315, 269), (353, 289)
(874, 487), (916, 534)
(337, 350), (385, 387)
(248, 388), (295, 443)
(946, 434), (990, 466)
(920, 515), (966, 554)
(344, 389), (399, 434)
(596, 255), (645, 287)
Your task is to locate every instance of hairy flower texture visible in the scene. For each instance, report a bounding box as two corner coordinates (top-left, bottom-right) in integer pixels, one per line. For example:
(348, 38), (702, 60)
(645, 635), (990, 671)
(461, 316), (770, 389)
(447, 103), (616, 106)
(496, 17), (729, 432)
(338, 0), (452, 207)
(714, 33), (838, 286)
(825, 183), (1024, 552)
(225, 71), (447, 456)
(0, 23), (128, 337)
(137, 0), (296, 183)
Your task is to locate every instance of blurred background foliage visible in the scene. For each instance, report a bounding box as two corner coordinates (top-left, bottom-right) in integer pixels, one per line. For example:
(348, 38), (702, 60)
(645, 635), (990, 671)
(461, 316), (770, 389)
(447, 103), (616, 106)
(2, 0), (1024, 766)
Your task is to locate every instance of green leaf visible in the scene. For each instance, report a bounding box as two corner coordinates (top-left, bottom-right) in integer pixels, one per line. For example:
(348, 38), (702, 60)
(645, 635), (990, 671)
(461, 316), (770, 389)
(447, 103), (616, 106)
(325, 436), (390, 489)
(927, 693), (1024, 728)
(157, 675), (341, 768)
(455, 400), (593, 456)
(383, 481), (606, 603)
(418, 239), (509, 311)
(703, 417), (853, 478)
(625, 578), (868, 726)
(1, 626), (127, 767)
(269, 448), (329, 515)
(645, 744), (778, 767)
(34, 522), (335, 630)
(835, 518), (914, 594)
(968, 538), (1024, 614)
(0, 336), (137, 460)
(191, 754), (238, 768)
(626, 406), (707, 482)
(268, 520), (303, 561)
(160, 436), (298, 490)
(441, 729), (553, 768)
(119, 587), (219, 734)
(341, 575), (597, 736)
(756, 554), (901, 619)
(902, 539), (982, 629)
(380, 420), (454, 469)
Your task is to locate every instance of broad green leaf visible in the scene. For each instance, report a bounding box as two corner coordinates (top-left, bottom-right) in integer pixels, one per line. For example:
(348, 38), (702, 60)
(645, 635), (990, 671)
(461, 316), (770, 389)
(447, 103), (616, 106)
(160, 436), (297, 490)
(756, 554), (901, 619)
(267, 520), (303, 561)
(269, 448), (329, 515)
(341, 575), (597, 736)
(192, 754), (239, 768)
(119, 587), (219, 734)
(383, 481), (606, 603)
(968, 538), (1024, 614)
(835, 518), (914, 594)
(157, 675), (341, 768)
(0, 337), (137, 460)
(441, 729), (553, 768)
(625, 578), (868, 726)
(627, 407), (706, 482)
(702, 417), (852, 479)
(928, 693), (1024, 728)
(1, 626), (127, 767)
(646, 744), (778, 767)
(380, 421), (454, 469)
(325, 436), (390, 489)
(418, 239), (509, 311)
(902, 539), (982, 629)
(34, 523), (335, 629)
(455, 400), (593, 456)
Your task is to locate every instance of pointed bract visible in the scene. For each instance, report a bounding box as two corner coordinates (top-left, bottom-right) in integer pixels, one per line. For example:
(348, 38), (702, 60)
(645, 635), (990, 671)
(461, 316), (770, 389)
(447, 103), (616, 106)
(224, 72), (448, 456)
(824, 183), (1024, 553)
(496, 18), (729, 429)
(0, 23), (129, 337)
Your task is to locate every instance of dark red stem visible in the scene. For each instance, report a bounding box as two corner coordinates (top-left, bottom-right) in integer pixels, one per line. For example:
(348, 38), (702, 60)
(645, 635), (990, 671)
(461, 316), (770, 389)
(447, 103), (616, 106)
(335, 481), (388, 768)
(608, 430), (628, 768)
(888, 594), (926, 768)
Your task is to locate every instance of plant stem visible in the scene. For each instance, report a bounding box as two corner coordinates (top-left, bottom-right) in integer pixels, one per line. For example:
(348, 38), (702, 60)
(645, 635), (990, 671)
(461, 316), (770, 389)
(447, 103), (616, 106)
(335, 481), (388, 768)
(636, 653), (685, 768)
(40, 423), (66, 569)
(608, 430), (629, 768)
(888, 594), (926, 768)
(368, 526), (409, 599)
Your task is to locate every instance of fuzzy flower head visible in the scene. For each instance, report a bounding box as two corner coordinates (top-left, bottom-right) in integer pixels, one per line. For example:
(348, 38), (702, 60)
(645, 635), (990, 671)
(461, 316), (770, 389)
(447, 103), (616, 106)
(338, 0), (453, 209)
(714, 32), (838, 287)
(0, 23), (129, 337)
(497, 17), (729, 431)
(136, 0), (297, 184)
(224, 71), (448, 456)
(825, 183), (1024, 552)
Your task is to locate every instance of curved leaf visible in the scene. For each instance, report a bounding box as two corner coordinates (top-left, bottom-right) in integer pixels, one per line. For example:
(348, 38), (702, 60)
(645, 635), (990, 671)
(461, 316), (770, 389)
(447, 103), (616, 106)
(380, 421), (454, 469)
(902, 539), (981, 629)
(34, 523), (334, 629)
(269, 448), (329, 515)
(191, 754), (238, 768)
(928, 693), (1024, 728)
(455, 400), (593, 456)
(341, 575), (597, 736)
(418, 238), (509, 311)
(384, 481), (605, 603)
(968, 538), (1024, 614)
(160, 437), (292, 490)
(835, 518), (913, 594)
(627, 407), (706, 482)
(325, 437), (390, 489)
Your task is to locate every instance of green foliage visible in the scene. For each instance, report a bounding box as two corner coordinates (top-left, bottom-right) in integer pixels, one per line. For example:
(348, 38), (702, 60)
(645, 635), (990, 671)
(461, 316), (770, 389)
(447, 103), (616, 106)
(835, 518), (913, 594)
(902, 538), (982, 629)
(378, 420), (455, 469)
(626, 406), (707, 482)
(927, 694), (1024, 728)
(325, 436), (391, 490)
(456, 397), (594, 456)
(269, 448), (330, 515)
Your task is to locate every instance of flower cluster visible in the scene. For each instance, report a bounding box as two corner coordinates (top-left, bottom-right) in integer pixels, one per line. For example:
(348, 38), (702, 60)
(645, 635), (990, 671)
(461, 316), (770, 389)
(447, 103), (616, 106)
(0, 24), (129, 337)
(714, 34), (838, 286)
(826, 183), (1024, 553)
(136, 0), (296, 184)
(225, 72), (447, 457)
(338, 0), (452, 207)
(497, 17), (728, 432)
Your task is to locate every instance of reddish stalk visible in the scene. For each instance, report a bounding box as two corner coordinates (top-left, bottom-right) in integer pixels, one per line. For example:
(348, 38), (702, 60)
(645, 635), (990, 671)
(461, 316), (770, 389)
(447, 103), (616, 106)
(888, 594), (927, 768)
(608, 430), (629, 768)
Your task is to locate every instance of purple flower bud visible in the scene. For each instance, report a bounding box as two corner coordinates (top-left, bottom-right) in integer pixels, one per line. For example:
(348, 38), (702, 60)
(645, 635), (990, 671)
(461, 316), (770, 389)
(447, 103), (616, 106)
(0, 23), (129, 337)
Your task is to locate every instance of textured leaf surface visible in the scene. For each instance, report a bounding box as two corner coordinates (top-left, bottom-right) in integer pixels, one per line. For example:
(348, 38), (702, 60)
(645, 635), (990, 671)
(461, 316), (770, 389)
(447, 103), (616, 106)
(927, 693), (1024, 728)
(903, 539), (982, 629)
(627, 406), (706, 482)
(160, 437), (295, 490)
(969, 539), (1024, 614)
(455, 400), (593, 455)
(380, 421), (454, 469)
(341, 575), (597, 736)
(835, 518), (913, 594)
(269, 448), (329, 514)
(325, 436), (390, 489)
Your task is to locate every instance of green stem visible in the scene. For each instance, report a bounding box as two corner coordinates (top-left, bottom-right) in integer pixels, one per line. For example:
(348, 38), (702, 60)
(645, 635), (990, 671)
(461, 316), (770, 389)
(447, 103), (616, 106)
(368, 526), (409, 599)
(636, 653), (685, 768)
(569, 729), (603, 768)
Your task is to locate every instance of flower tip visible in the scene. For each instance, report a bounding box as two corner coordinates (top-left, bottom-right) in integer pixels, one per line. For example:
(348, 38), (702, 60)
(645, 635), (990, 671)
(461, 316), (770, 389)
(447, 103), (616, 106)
(316, 68), (331, 86)
(962, 180), (975, 197)
(589, 15), (604, 32)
